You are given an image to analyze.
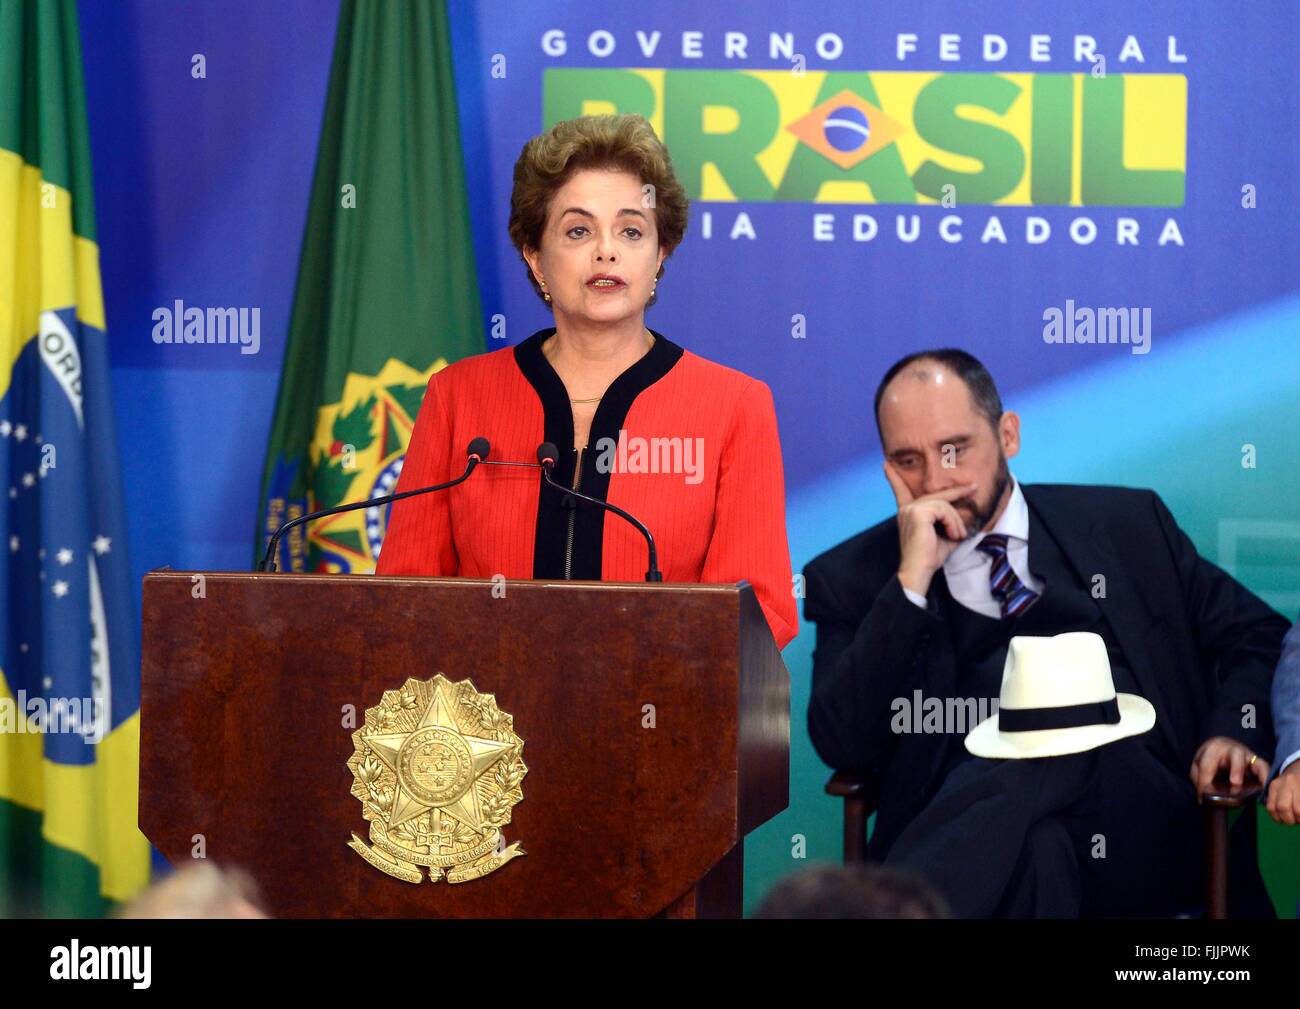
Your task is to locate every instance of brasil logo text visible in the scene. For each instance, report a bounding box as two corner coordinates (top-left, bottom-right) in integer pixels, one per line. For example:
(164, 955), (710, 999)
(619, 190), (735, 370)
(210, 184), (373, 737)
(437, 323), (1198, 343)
(544, 69), (1186, 206)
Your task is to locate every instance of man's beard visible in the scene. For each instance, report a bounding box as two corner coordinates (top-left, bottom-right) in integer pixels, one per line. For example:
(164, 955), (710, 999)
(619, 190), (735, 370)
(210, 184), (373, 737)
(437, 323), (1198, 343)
(954, 453), (1011, 539)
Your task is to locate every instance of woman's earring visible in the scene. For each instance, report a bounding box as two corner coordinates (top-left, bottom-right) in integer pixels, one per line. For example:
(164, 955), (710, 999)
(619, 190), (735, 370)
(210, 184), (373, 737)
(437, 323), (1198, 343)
(540, 279), (551, 303)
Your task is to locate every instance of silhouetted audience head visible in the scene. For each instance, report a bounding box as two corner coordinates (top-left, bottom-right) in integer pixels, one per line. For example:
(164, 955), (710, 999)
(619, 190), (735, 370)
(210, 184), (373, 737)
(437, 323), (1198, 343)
(754, 863), (950, 919)
(116, 861), (268, 919)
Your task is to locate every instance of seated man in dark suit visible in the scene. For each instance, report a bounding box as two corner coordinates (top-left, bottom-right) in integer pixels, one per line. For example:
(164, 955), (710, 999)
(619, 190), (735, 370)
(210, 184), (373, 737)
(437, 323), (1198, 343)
(804, 349), (1289, 917)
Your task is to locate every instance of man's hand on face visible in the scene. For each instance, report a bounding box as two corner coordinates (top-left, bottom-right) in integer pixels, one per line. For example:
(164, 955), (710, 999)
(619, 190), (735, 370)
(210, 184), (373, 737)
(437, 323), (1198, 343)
(1265, 761), (1300, 826)
(1189, 735), (1269, 800)
(883, 460), (978, 598)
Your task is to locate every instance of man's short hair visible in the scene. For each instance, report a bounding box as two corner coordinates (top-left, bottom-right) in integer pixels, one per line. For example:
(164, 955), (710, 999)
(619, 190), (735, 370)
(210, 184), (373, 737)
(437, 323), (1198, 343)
(754, 863), (951, 919)
(873, 348), (1004, 437)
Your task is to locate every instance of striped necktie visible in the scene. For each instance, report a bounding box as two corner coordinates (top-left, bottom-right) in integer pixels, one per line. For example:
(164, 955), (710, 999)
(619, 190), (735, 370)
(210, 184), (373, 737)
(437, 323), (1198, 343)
(976, 533), (1039, 618)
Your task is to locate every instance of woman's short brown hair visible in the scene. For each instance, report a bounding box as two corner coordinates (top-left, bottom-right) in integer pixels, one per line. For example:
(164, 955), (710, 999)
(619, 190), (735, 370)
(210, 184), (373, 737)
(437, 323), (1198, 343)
(508, 114), (690, 308)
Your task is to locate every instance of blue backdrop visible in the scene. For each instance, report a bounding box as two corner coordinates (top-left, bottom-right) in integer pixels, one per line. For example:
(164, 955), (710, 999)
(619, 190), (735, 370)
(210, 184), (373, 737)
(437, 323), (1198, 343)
(79, 0), (1299, 912)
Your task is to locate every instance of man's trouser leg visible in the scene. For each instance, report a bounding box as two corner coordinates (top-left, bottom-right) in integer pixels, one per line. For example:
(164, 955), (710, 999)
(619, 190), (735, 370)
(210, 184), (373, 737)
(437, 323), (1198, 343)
(884, 751), (1099, 918)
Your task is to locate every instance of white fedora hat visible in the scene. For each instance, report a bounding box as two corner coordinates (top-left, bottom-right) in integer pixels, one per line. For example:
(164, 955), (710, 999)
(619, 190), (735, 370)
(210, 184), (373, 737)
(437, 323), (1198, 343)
(965, 631), (1156, 759)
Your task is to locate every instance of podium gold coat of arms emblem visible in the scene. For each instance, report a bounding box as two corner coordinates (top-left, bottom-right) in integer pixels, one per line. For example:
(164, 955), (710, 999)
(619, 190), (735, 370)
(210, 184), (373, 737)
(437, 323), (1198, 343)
(347, 674), (526, 883)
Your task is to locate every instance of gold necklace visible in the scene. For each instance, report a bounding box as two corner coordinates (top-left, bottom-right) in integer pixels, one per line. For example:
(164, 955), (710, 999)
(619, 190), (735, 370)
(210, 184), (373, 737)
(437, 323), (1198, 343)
(566, 328), (654, 403)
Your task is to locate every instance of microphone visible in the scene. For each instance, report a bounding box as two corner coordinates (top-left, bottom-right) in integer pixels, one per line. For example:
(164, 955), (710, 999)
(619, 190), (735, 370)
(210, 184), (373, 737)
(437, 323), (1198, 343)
(536, 441), (663, 583)
(259, 437), (490, 573)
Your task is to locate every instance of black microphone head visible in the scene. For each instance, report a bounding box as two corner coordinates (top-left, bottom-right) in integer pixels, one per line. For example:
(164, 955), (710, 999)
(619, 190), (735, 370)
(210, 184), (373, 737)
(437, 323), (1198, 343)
(467, 437), (490, 463)
(537, 442), (558, 468)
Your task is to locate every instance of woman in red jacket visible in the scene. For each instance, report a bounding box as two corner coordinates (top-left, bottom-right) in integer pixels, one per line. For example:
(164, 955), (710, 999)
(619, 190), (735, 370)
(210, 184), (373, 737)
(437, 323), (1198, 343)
(376, 113), (797, 650)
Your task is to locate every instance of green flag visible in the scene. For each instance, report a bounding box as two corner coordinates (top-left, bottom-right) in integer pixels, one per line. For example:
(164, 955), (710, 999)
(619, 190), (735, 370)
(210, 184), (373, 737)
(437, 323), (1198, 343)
(257, 0), (484, 574)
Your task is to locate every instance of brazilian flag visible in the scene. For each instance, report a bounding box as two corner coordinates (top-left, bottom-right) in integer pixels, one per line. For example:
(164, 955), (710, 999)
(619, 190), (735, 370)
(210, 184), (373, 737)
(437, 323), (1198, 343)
(257, 0), (485, 573)
(0, 0), (150, 915)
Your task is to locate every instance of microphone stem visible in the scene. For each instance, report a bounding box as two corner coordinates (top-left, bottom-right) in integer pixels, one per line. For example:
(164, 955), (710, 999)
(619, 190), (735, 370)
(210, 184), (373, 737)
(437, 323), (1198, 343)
(541, 465), (662, 582)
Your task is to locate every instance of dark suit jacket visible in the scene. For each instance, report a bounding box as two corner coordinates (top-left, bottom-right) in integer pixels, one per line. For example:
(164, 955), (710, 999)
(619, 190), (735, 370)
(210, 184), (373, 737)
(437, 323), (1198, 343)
(805, 484), (1289, 860)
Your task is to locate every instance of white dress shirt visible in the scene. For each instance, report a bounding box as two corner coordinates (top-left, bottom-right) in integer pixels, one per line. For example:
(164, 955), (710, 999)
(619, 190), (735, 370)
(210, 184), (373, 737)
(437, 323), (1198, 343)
(902, 477), (1045, 617)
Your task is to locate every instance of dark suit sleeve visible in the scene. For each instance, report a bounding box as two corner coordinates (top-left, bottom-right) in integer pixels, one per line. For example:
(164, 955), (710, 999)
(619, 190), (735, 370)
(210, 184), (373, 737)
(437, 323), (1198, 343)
(1149, 492), (1289, 754)
(805, 563), (941, 777)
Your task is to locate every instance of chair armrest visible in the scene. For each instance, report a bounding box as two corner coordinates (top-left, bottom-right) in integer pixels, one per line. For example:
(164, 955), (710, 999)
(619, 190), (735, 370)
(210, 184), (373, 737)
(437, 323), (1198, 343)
(1201, 771), (1262, 919)
(1201, 772), (1263, 808)
(825, 771), (880, 864)
(825, 770), (876, 800)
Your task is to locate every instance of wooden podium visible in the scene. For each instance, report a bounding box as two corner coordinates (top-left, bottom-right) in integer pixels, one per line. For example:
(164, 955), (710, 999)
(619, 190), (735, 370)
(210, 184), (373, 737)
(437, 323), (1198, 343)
(139, 571), (789, 918)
